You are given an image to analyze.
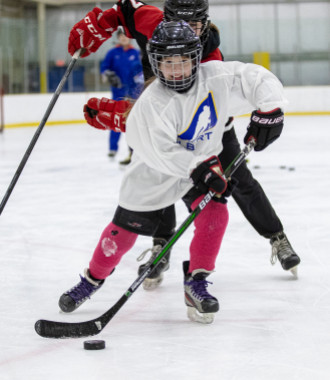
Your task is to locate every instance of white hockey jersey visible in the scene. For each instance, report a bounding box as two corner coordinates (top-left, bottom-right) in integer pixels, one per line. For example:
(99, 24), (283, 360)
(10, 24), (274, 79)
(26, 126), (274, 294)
(119, 60), (288, 212)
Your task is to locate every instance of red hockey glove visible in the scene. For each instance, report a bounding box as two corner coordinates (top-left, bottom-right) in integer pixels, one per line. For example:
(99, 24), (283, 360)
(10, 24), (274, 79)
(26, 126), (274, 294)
(68, 7), (118, 57)
(244, 108), (284, 151)
(191, 156), (228, 194)
(83, 97), (131, 132)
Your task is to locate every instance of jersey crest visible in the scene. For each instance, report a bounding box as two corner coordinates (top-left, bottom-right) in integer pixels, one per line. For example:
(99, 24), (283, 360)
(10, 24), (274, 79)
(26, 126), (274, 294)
(178, 92), (218, 150)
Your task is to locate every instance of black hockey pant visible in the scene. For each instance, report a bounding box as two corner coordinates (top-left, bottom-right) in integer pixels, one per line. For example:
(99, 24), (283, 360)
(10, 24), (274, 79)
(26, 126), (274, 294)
(152, 127), (283, 241)
(219, 127), (283, 238)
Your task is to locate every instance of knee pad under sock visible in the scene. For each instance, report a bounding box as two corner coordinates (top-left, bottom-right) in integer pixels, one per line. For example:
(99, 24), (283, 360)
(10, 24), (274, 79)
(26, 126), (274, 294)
(189, 195), (229, 273)
(89, 222), (138, 279)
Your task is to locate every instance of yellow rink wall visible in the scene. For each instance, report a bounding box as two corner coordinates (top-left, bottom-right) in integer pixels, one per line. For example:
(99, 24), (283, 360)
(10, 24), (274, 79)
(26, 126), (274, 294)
(2, 86), (330, 129)
(253, 52), (271, 71)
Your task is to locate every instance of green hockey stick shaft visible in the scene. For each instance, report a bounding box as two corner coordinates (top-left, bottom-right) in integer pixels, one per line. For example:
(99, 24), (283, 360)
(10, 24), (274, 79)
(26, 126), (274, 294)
(35, 138), (255, 339)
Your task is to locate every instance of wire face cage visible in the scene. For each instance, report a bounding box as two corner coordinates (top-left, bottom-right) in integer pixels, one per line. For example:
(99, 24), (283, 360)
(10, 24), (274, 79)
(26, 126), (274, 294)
(148, 49), (202, 92)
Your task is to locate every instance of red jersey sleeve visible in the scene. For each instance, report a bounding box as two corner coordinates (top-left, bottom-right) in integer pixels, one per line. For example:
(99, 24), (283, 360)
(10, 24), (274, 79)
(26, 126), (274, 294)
(107, 0), (163, 40)
(133, 5), (164, 39)
(202, 48), (224, 63)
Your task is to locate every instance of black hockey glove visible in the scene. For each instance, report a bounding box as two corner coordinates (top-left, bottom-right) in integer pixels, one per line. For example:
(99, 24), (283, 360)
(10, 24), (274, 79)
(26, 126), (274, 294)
(244, 108), (284, 151)
(102, 70), (122, 88)
(222, 177), (238, 198)
(191, 156), (227, 195)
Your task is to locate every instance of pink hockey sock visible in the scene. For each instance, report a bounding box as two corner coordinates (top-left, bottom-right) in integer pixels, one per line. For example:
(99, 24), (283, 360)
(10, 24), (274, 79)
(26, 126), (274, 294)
(189, 195), (229, 273)
(89, 222), (138, 279)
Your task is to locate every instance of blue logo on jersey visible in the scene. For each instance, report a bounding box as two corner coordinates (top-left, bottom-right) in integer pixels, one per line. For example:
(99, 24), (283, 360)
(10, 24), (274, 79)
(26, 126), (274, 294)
(178, 92), (218, 150)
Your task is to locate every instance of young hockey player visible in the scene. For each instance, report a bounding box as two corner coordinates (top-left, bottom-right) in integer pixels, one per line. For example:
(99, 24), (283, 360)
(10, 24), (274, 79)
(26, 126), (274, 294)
(68, 0), (300, 289)
(60, 20), (287, 324)
(100, 28), (143, 161)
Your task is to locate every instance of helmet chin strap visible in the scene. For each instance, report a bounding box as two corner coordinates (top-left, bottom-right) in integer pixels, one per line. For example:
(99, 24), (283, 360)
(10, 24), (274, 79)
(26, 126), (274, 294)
(175, 81), (195, 93)
(199, 19), (210, 47)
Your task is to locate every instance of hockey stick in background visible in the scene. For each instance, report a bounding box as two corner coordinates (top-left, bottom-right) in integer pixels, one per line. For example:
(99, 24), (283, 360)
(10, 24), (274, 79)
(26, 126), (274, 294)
(0, 49), (84, 216)
(35, 138), (256, 339)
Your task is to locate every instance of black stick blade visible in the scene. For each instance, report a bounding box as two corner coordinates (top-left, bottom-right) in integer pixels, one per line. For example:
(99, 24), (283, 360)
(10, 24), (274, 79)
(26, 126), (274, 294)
(35, 294), (128, 339)
(34, 145), (253, 340)
(35, 318), (103, 339)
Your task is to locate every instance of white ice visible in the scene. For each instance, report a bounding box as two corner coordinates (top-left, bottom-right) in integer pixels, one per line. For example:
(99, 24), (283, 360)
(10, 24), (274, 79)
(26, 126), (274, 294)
(1, 115), (330, 380)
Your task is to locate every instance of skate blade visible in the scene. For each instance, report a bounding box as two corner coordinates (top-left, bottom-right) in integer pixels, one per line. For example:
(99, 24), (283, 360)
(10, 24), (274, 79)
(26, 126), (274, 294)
(142, 274), (163, 291)
(187, 307), (215, 324)
(289, 265), (298, 278)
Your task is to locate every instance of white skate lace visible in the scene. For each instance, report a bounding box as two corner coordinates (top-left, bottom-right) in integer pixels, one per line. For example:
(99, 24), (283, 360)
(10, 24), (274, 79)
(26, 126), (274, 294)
(137, 244), (163, 263)
(270, 236), (293, 265)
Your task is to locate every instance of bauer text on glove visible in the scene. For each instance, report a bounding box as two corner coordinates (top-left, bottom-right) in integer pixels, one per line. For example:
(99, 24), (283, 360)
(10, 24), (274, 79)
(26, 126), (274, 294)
(83, 97), (131, 132)
(191, 156), (228, 194)
(244, 108), (284, 151)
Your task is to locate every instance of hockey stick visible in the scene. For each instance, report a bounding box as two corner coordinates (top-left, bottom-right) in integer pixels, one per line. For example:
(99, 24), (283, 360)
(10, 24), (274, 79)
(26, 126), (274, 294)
(0, 49), (84, 216)
(35, 139), (256, 339)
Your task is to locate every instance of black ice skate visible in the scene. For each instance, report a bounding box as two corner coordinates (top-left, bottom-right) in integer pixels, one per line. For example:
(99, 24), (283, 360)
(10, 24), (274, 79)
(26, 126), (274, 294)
(108, 150), (117, 158)
(183, 261), (219, 324)
(59, 269), (104, 313)
(119, 150), (132, 166)
(137, 238), (171, 290)
(270, 232), (301, 276)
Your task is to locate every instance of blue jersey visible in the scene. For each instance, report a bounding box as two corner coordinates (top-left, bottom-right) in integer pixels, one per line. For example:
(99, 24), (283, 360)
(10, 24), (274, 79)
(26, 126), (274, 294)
(100, 45), (143, 100)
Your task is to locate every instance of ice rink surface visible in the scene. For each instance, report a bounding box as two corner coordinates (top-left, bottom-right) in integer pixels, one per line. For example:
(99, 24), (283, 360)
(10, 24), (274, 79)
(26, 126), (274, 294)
(0, 115), (330, 380)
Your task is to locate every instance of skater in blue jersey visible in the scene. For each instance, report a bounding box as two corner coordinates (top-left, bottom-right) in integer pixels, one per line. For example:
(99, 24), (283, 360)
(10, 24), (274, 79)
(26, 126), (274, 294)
(101, 28), (143, 162)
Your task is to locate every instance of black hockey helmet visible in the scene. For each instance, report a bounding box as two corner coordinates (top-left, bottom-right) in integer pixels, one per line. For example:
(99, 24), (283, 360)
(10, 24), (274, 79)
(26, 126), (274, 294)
(164, 0), (210, 45)
(147, 20), (202, 92)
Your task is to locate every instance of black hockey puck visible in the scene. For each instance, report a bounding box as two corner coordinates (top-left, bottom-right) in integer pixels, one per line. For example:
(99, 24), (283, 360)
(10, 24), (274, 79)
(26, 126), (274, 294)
(83, 340), (106, 350)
